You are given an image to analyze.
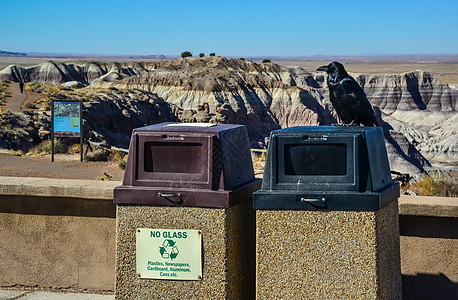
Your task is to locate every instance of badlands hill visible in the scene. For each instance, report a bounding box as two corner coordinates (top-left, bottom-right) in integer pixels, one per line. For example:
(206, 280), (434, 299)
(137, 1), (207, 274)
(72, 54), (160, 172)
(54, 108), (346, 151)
(0, 57), (456, 174)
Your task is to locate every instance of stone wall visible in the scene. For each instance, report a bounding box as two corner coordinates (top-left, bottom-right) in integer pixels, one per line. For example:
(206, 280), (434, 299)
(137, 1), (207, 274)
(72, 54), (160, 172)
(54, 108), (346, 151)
(0, 177), (456, 298)
(0, 177), (119, 293)
(398, 196), (458, 299)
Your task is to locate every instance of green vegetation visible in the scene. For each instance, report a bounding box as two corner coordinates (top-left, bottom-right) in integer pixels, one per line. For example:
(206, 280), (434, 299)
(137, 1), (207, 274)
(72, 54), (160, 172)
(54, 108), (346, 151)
(25, 103), (37, 109)
(0, 81), (12, 105)
(85, 148), (109, 161)
(27, 138), (67, 156)
(0, 109), (30, 150)
(251, 149), (267, 178)
(209, 53), (215, 56)
(67, 143), (81, 154)
(117, 154), (128, 170)
(25, 82), (73, 111)
(411, 171), (457, 197)
(96, 172), (113, 181)
(24, 82), (129, 112)
(262, 59), (271, 63)
(8, 149), (23, 156)
(181, 51), (192, 58)
(199, 53), (205, 58)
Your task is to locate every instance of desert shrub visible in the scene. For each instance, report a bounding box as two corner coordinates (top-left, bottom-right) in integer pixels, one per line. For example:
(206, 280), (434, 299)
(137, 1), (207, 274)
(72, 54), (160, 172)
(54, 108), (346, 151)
(96, 172), (113, 181)
(411, 171), (457, 197)
(27, 138), (67, 156)
(0, 110), (33, 150)
(251, 149), (267, 177)
(106, 149), (129, 170)
(262, 59), (271, 63)
(25, 103), (37, 109)
(181, 51), (192, 58)
(27, 138), (68, 156)
(118, 154), (128, 170)
(35, 95), (51, 111)
(85, 148), (109, 161)
(25, 82), (42, 93)
(199, 53), (205, 58)
(52, 139), (67, 154)
(209, 53), (215, 56)
(60, 86), (74, 91)
(26, 82), (60, 94)
(68, 143), (81, 154)
(24, 83), (76, 111)
(107, 149), (123, 162)
(0, 82), (11, 102)
(8, 149), (23, 156)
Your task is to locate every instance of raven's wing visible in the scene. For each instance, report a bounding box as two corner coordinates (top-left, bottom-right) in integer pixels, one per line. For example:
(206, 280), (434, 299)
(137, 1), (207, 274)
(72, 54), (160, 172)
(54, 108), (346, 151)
(341, 78), (379, 126)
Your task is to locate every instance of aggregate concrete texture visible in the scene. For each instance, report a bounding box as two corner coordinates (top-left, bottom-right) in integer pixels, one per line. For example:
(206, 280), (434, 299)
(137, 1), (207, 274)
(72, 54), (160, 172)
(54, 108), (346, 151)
(256, 200), (402, 299)
(116, 200), (255, 300)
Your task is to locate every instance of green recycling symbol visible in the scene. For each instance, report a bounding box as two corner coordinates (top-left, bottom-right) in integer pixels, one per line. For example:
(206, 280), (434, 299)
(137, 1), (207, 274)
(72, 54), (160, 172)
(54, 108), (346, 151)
(159, 239), (179, 260)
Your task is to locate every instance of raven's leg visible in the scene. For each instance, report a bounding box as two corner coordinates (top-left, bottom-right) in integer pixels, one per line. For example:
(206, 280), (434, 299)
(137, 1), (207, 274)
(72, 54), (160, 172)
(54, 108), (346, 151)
(348, 119), (359, 126)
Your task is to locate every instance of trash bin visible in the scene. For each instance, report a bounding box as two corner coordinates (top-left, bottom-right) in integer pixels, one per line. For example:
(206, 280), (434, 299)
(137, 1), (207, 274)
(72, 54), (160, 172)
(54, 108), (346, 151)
(253, 126), (402, 299)
(114, 122), (261, 300)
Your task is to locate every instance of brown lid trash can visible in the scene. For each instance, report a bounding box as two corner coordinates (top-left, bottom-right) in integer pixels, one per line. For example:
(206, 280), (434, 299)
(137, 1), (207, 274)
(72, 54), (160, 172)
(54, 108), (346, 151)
(114, 122), (261, 208)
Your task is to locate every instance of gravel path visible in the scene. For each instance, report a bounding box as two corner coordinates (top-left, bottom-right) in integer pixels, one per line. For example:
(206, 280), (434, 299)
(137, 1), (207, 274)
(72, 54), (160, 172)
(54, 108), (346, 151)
(0, 152), (125, 181)
(6, 82), (27, 112)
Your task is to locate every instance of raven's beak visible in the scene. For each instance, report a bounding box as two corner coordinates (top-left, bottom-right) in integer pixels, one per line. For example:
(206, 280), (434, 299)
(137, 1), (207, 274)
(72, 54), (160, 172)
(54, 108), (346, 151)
(316, 65), (328, 72)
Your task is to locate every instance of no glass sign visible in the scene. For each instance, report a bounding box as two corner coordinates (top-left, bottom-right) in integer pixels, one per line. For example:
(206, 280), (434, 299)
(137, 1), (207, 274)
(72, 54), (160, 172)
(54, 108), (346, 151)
(136, 228), (202, 280)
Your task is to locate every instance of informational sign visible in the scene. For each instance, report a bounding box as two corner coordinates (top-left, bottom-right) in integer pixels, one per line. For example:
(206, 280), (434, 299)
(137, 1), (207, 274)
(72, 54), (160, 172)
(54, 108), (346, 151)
(136, 228), (202, 280)
(51, 100), (83, 162)
(53, 100), (81, 137)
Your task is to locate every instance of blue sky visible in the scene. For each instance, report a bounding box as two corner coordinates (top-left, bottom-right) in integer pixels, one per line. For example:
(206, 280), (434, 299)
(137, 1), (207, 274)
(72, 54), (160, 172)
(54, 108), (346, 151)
(1, 0), (457, 56)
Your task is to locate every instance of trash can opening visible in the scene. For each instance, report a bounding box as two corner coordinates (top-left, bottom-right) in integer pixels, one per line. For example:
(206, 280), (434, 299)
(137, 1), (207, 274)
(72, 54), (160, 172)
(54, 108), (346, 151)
(268, 128), (361, 192)
(284, 143), (347, 176)
(144, 141), (203, 174)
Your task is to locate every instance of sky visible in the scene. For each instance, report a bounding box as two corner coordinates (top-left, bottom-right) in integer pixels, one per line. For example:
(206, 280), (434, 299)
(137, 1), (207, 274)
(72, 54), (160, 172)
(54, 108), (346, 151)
(1, 0), (457, 57)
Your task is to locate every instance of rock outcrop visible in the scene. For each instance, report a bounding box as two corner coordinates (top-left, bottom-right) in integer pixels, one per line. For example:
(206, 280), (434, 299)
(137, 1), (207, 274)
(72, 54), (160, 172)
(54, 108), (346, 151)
(81, 89), (178, 148)
(356, 71), (456, 112)
(1, 57), (456, 174)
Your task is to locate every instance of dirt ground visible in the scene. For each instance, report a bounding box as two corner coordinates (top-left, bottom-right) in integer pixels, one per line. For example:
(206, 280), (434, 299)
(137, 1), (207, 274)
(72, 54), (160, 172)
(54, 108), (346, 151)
(0, 152), (125, 181)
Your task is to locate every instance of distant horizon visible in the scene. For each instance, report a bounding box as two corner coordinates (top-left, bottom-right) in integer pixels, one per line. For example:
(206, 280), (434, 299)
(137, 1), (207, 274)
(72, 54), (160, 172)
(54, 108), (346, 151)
(2, 50), (458, 62)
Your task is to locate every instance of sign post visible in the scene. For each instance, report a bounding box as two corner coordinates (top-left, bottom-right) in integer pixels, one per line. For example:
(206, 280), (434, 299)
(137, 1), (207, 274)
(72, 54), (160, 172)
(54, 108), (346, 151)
(51, 100), (83, 162)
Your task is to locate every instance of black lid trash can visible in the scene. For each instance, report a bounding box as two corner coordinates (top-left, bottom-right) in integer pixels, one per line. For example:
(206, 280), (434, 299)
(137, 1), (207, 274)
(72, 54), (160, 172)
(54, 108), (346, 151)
(253, 126), (402, 300)
(254, 126), (399, 210)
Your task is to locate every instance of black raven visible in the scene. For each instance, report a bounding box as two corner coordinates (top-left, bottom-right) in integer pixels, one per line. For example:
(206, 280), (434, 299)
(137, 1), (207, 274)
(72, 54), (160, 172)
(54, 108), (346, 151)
(317, 62), (379, 126)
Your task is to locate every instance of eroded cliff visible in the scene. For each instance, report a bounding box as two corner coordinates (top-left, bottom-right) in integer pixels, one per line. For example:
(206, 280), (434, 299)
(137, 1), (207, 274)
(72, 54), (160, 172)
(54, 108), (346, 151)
(1, 57), (456, 174)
